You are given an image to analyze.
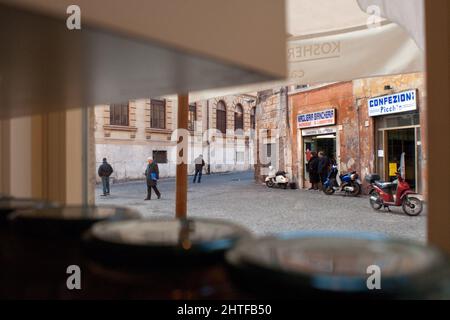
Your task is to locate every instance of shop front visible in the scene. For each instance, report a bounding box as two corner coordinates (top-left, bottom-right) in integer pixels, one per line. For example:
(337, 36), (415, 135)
(369, 90), (423, 193)
(297, 109), (337, 187)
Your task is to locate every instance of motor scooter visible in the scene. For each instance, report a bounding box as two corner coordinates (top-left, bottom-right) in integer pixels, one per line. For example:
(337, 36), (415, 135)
(367, 172), (423, 216)
(265, 166), (289, 189)
(323, 164), (362, 196)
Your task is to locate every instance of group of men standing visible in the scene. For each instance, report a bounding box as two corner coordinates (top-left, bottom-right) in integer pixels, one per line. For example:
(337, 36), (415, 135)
(97, 155), (206, 199)
(307, 151), (333, 190)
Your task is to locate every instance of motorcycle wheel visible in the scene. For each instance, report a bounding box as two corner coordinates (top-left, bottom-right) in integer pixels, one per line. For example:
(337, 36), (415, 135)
(369, 191), (383, 210)
(282, 183), (288, 190)
(323, 187), (335, 195)
(266, 180), (274, 188)
(402, 197), (423, 216)
(350, 183), (361, 197)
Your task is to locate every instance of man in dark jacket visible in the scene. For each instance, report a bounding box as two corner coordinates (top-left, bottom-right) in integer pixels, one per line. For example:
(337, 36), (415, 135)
(98, 158), (113, 196)
(193, 155), (205, 184)
(318, 151), (331, 188)
(307, 152), (320, 190)
(144, 157), (161, 200)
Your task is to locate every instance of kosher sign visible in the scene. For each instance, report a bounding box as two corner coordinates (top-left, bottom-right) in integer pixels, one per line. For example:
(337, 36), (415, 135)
(368, 90), (417, 117)
(297, 109), (336, 129)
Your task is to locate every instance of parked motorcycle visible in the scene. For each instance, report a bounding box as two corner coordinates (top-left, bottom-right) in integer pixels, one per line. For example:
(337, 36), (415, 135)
(367, 172), (423, 216)
(265, 167), (289, 189)
(323, 164), (362, 196)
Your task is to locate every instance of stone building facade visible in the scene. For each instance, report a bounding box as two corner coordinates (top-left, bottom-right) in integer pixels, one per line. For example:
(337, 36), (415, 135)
(94, 95), (257, 182)
(255, 72), (427, 197)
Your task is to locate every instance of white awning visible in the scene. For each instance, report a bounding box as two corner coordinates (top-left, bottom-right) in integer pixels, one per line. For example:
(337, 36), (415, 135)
(186, 0), (425, 102)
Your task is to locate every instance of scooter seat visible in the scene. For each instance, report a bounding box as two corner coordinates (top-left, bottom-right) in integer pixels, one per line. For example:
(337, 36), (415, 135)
(375, 181), (395, 190)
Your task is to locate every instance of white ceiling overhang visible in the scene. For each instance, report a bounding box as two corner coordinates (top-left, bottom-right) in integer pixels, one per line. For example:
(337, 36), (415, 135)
(187, 0), (425, 102)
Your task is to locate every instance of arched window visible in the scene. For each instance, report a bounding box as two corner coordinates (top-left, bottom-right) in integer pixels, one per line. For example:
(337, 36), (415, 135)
(188, 103), (197, 131)
(216, 101), (227, 134)
(250, 107), (256, 130)
(234, 104), (244, 131)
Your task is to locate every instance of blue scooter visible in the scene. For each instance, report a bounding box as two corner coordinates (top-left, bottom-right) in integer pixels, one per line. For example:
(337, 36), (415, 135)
(323, 164), (362, 197)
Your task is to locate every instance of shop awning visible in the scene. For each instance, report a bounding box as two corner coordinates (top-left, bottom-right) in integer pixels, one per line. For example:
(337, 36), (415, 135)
(185, 0), (425, 102)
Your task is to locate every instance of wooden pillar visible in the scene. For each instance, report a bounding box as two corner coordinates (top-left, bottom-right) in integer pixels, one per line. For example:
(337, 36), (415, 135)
(176, 94), (189, 219)
(425, 0), (450, 254)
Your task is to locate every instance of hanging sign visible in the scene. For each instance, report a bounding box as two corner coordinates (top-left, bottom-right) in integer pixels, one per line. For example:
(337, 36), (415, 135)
(368, 90), (417, 117)
(297, 109), (336, 129)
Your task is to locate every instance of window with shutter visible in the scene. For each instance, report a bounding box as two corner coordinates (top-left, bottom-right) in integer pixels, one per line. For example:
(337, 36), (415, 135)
(188, 104), (197, 131)
(235, 104), (244, 131)
(216, 101), (227, 134)
(250, 107), (256, 130)
(110, 103), (129, 126)
(151, 99), (166, 129)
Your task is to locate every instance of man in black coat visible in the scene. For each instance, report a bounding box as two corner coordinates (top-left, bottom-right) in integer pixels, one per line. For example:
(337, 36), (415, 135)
(307, 152), (320, 190)
(98, 158), (113, 196)
(318, 151), (331, 188)
(144, 157), (161, 201)
(193, 155), (206, 184)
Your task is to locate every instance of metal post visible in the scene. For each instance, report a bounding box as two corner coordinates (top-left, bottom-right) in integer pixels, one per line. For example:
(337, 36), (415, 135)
(176, 94), (189, 219)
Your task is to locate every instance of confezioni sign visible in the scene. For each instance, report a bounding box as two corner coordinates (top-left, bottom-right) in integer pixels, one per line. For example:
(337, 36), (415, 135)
(368, 90), (417, 117)
(297, 109), (336, 129)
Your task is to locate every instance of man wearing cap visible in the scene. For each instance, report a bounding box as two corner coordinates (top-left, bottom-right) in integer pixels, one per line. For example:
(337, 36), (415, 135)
(144, 157), (161, 200)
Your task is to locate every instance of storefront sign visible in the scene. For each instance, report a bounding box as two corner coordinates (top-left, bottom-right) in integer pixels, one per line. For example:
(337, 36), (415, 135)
(297, 109), (336, 129)
(368, 90), (417, 117)
(302, 127), (337, 137)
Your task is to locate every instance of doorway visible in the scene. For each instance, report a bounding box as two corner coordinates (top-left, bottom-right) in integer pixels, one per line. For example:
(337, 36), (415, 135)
(385, 128), (416, 188)
(303, 134), (336, 182)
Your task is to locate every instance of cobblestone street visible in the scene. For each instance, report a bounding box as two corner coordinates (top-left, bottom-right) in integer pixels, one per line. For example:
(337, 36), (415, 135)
(96, 171), (427, 242)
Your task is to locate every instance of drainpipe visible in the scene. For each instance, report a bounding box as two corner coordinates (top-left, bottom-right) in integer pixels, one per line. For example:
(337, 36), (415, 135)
(206, 100), (211, 174)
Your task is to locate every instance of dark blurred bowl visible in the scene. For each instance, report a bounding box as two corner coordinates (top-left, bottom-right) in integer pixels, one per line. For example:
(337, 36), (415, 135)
(81, 217), (252, 299)
(225, 231), (450, 300)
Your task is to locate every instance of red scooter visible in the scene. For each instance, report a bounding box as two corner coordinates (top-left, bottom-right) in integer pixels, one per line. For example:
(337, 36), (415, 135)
(366, 172), (423, 216)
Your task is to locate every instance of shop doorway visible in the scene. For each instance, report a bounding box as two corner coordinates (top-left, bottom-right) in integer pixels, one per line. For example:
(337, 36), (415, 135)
(304, 134), (336, 182)
(386, 128), (416, 188)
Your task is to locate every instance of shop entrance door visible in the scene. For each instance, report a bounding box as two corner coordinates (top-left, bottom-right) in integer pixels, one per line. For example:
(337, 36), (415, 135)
(304, 135), (336, 182)
(386, 128), (416, 188)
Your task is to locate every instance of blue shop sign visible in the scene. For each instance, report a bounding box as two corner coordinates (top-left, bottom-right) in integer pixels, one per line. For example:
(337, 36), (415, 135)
(368, 90), (417, 117)
(297, 109), (336, 129)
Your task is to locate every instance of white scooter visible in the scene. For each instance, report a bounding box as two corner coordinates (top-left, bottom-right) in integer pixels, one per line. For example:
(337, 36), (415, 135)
(265, 166), (289, 189)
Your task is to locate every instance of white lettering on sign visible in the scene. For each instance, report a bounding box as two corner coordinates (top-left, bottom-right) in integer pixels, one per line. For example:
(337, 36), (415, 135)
(368, 90), (417, 117)
(297, 109), (336, 129)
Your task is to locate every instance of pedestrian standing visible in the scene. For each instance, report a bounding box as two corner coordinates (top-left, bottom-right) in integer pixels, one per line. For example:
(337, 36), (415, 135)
(98, 158), (113, 196)
(307, 152), (320, 190)
(193, 155), (206, 183)
(144, 157), (161, 201)
(318, 151), (331, 188)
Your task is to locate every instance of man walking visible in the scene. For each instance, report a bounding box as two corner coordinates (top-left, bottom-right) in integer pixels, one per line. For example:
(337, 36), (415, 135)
(98, 158), (113, 196)
(193, 154), (205, 183)
(145, 157), (161, 200)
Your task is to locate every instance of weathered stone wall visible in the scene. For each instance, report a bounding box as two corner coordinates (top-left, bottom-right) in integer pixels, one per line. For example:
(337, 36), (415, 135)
(290, 82), (355, 188)
(254, 89), (287, 183)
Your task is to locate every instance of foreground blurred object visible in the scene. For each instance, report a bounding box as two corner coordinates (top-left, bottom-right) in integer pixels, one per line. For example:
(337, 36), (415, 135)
(82, 218), (252, 299)
(0, 197), (59, 222)
(0, 0), (286, 118)
(226, 232), (450, 299)
(1, 206), (140, 299)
